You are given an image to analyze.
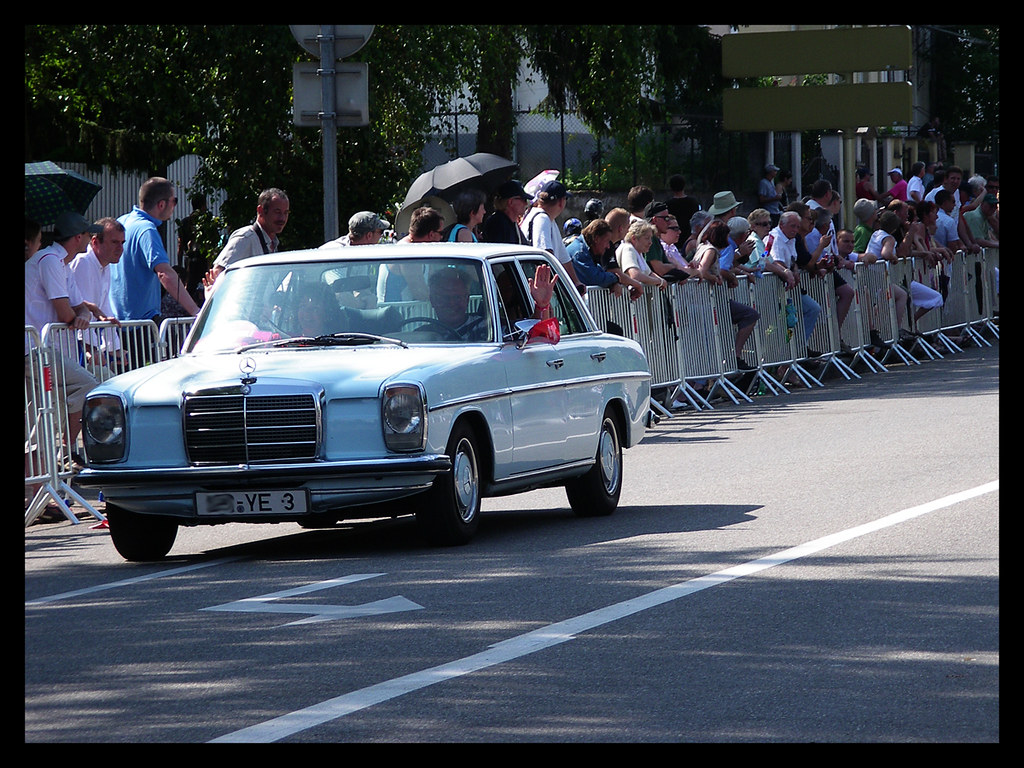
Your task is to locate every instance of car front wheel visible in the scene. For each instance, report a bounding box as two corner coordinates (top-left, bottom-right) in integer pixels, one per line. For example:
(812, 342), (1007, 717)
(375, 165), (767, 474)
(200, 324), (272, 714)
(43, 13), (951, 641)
(106, 504), (179, 561)
(566, 410), (622, 517)
(417, 422), (481, 545)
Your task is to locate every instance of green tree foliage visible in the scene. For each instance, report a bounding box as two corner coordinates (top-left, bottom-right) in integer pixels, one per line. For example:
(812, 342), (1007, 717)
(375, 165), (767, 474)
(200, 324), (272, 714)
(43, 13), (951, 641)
(25, 24), (726, 248)
(523, 25), (725, 142)
(926, 26), (999, 152)
(25, 25), (475, 248)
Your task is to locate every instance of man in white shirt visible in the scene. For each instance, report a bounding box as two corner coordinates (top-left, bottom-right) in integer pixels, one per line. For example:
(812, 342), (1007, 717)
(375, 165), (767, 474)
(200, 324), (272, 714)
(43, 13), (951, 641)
(25, 212), (105, 456)
(520, 180), (584, 294)
(925, 165), (963, 216)
(69, 217), (126, 370)
(320, 211), (390, 248)
(933, 189), (966, 251)
(764, 210), (821, 340)
(211, 188), (290, 278)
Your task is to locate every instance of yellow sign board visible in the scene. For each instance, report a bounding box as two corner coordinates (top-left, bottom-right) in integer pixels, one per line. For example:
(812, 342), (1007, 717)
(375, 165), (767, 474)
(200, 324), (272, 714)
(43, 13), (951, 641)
(722, 26), (912, 78)
(723, 81), (913, 132)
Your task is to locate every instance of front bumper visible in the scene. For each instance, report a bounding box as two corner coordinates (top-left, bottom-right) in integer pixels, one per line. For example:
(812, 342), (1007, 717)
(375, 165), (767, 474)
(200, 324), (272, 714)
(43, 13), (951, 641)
(76, 454), (451, 522)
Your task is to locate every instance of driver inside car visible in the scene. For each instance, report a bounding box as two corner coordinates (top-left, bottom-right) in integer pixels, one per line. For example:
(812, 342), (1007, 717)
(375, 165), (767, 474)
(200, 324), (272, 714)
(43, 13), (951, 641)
(427, 263), (557, 342)
(427, 267), (489, 340)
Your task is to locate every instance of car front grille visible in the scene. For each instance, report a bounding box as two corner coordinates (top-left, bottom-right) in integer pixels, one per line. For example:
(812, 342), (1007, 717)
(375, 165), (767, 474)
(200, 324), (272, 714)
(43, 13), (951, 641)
(184, 393), (320, 465)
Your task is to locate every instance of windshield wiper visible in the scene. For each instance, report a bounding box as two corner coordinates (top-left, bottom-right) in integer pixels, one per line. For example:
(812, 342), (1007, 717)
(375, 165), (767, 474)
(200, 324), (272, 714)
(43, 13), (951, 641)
(312, 332), (408, 348)
(237, 332), (407, 352)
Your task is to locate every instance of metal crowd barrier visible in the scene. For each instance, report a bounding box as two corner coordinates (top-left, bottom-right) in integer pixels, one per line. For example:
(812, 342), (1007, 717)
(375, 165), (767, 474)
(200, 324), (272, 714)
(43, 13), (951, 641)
(803, 271), (860, 382)
(584, 247), (999, 419)
(986, 247), (999, 326)
(160, 316), (198, 360)
(674, 280), (751, 405)
(753, 275), (824, 390)
(586, 286), (689, 415)
(24, 317), (194, 527)
(950, 250), (993, 349)
(893, 256), (949, 360)
(838, 263), (887, 374)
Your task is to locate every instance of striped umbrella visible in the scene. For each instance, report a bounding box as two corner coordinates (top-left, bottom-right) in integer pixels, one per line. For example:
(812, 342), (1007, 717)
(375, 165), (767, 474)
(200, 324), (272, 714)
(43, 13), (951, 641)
(25, 161), (102, 227)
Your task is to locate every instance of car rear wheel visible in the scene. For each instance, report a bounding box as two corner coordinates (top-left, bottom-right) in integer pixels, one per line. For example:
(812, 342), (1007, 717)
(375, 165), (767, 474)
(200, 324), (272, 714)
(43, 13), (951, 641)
(106, 504), (179, 561)
(566, 410), (622, 517)
(417, 422), (481, 545)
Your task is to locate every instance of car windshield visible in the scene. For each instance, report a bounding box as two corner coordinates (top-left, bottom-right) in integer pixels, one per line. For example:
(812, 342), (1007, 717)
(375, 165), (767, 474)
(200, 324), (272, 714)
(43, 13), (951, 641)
(186, 257), (493, 353)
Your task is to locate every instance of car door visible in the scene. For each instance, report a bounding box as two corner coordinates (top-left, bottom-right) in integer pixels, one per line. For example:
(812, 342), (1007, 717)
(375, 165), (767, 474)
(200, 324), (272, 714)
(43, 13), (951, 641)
(489, 258), (567, 475)
(492, 256), (602, 475)
(517, 256), (608, 463)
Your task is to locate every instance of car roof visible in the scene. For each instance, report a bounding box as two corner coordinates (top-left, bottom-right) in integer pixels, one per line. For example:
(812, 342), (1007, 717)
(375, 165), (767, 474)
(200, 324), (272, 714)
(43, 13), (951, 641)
(227, 243), (554, 270)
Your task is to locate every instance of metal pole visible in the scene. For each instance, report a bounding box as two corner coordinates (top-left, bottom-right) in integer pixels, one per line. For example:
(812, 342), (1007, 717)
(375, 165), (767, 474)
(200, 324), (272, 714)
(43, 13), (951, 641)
(319, 25), (339, 243)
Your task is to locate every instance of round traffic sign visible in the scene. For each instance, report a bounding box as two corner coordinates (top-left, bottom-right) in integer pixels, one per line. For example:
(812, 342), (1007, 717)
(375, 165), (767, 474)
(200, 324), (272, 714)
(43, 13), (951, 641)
(290, 25), (375, 59)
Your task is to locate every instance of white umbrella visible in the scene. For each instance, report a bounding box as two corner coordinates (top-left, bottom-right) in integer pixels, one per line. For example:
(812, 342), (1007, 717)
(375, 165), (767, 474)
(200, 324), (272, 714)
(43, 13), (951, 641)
(523, 169), (559, 201)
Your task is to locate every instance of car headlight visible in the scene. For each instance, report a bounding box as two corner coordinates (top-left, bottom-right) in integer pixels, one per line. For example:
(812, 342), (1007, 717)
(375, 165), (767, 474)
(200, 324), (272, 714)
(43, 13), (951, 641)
(82, 395), (126, 462)
(382, 384), (426, 452)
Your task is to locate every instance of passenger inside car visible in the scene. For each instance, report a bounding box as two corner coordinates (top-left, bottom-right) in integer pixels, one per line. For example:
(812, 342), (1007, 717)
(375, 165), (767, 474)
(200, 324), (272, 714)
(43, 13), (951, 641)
(286, 283), (347, 337)
(490, 261), (558, 339)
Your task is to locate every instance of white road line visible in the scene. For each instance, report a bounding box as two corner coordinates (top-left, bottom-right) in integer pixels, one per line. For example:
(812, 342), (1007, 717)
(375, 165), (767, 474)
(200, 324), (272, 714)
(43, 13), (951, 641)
(25, 557), (242, 606)
(211, 480), (998, 743)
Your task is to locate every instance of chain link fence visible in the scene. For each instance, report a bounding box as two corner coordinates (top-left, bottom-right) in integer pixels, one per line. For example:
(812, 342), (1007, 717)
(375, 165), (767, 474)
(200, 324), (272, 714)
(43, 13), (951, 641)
(426, 108), (802, 215)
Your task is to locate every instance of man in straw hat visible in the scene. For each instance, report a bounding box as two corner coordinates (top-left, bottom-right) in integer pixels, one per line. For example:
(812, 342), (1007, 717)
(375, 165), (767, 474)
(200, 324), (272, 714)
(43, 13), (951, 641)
(707, 190), (741, 221)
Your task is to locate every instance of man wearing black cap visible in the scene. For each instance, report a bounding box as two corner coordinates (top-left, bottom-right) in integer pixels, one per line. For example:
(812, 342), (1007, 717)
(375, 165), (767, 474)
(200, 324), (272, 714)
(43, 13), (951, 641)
(482, 179), (531, 245)
(49, 212), (102, 262)
(27, 212), (107, 328)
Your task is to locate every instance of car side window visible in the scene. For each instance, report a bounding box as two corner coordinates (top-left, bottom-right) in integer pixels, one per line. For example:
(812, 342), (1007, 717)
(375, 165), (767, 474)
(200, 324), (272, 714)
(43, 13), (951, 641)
(490, 261), (530, 339)
(518, 258), (588, 335)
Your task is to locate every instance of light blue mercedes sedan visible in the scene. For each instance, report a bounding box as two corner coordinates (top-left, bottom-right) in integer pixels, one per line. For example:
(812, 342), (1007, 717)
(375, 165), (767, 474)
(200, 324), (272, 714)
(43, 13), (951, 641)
(77, 244), (652, 561)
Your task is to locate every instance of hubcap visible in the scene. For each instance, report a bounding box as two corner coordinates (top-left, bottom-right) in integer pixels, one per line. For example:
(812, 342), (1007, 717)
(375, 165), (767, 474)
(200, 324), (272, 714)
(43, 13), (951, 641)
(452, 438), (479, 521)
(597, 420), (621, 494)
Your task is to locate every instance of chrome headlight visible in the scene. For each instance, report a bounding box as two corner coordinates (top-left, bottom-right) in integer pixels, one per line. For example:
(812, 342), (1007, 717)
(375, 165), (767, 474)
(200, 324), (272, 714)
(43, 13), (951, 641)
(382, 383), (426, 452)
(82, 395), (126, 463)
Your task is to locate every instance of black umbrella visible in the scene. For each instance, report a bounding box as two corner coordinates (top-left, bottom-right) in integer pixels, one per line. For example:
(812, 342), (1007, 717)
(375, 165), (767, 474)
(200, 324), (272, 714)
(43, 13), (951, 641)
(25, 161), (103, 227)
(402, 153), (518, 209)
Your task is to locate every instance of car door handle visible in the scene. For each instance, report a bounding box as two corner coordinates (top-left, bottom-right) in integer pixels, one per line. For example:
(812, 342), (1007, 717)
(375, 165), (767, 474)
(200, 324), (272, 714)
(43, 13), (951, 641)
(590, 352), (607, 362)
(546, 358), (565, 369)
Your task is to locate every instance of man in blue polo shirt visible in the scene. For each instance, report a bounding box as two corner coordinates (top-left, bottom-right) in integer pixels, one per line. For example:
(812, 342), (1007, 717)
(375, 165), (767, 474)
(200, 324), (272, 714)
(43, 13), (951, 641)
(110, 177), (199, 322)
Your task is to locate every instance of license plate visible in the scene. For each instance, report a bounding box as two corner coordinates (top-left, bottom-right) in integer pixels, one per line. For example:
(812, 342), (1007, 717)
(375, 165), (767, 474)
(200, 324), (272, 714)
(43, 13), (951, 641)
(196, 489), (309, 516)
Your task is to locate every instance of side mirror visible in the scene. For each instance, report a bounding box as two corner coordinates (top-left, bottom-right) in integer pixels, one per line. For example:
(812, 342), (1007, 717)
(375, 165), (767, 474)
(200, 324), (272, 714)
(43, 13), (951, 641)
(514, 317), (560, 348)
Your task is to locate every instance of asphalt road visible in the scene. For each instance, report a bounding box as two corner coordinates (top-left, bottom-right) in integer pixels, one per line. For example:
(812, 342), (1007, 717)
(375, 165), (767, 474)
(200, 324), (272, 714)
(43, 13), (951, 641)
(25, 341), (999, 743)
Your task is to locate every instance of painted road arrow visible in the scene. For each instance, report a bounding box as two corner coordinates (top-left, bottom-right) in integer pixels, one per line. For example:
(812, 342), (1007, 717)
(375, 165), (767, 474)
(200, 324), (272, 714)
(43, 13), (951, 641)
(202, 573), (424, 626)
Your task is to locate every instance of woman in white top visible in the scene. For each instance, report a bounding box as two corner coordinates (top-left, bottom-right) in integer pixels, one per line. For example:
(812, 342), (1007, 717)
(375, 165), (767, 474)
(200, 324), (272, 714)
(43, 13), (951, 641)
(615, 220), (667, 291)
